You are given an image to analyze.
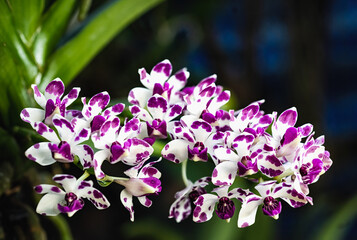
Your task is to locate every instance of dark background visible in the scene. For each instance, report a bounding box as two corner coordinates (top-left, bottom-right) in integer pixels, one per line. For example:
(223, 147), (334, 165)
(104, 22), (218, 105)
(65, 0), (357, 239)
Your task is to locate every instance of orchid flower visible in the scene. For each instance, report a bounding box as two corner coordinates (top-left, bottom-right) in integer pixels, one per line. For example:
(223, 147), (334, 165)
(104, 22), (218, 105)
(169, 176), (211, 223)
(128, 59), (190, 107)
(34, 174), (110, 217)
(270, 107), (313, 160)
(130, 94), (183, 139)
(193, 185), (245, 223)
(237, 180), (311, 228)
(162, 116), (214, 163)
(77, 92), (125, 133)
(91, 117), (153, 179)
(183, 75), (230, 118)
(116, 158), (162, 221)
(25, 114), (94, 169)
(21, 78), (80, 126)
(212, 131), (257, 186)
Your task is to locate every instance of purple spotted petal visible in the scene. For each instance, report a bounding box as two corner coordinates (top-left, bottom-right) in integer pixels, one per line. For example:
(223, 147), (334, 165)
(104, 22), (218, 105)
(193, 194), (218, 223)
(147, 95), (168, 119)
(276, 127), (301, 157)
(20, 108), (45, 125)
(150, 59), (172, 84)
(167, 68), (189, 91)
(120, 189), (134, 221)
(52, 115), (75, 142)
(92, 118), (120, 149)
(32, 122), (59, 142)
(167, 104), (183, 121)
(138, 196), (153, 208)
(73, 145), (94, 169)
(207, 90), (231, 113)
(25, 142), (56, 166)
(128, 87), (152, 108)
(258, 154), (285, 177)
(102, 103), (125, 118)
(237, 194), (262, 228)
(169, 196), (192, 223)
(36, 193), (64, 216)
(93, 150), (110, 179)
(138, 158), (162, 179)
(212, 161), (238, 186)
(52, 174), (77, 192)
(82, 91), (110, 120)
(273, 107), (298, 138)
(230, 133), (255, 157)
(81, 187), (110, 210)
(197, 74), (217, 91)
(162, 139), (189, 163)
(298, 123), (313, 138)
(120, 138), (153, 166)
(44, 78), (65, 100)
(31, 84), (46, 108)
(62, 87), (80, 107)
(273, 181), (310, 208)
(34, 184), (65, 195)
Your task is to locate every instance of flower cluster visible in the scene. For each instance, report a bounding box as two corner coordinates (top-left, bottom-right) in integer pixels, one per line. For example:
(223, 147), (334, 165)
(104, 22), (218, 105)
(21, 60), (332, 227)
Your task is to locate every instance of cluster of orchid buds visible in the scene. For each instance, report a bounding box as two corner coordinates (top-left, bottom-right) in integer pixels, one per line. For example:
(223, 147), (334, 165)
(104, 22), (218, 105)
(21, 59), (332, 228)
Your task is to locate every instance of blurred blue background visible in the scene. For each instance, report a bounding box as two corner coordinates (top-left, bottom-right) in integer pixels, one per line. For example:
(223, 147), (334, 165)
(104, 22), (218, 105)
(67, 0), (357, 239)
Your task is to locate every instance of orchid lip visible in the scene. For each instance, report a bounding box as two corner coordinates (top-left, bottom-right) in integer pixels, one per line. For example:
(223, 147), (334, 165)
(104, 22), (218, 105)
(262, 196), (281, 218)
(215, 197), (235, 220)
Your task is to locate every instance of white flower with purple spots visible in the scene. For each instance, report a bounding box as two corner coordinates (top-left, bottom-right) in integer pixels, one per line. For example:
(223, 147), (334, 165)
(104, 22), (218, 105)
(128, 59), (190, 107)
(25, 114), (94, 168)
(229, 100), (273, 135)
(193, 186), (245, 223)
(34, 174), (110, 217)
(237, 180), (311, 228)
(78, 91), (125, 133)
(169, 177), (211, 223)
(284, 134), (333, 195)
(212, 131), (257, 186)
(162, 116), (213, 163)
(91, 117), (153, 179)
(116, 158), (162, 221)
(270, 107), (313, 160)
(183, 75), (230, 118)
(130, 94), (183, 139)
(20, 78), (80, 126)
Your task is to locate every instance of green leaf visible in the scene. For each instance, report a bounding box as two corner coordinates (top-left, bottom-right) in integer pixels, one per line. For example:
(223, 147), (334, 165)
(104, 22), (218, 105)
(31, 0), (77, 67)
(6, 0), (45, 44)
(0, 0), (39, 84)
(40, 0), (165, 89)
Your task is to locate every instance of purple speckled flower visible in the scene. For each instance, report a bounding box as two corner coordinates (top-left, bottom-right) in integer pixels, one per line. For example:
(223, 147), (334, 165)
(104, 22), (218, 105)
(129, 94), (183, 139)
(128, 59), (190, 108)
(91, 117), (154, 179)
(80, 92), (125, 132)
(35, 174), (109, 217)
(183, 74), (230, 118)
(169, 177), (211, 223)
(193, 185), (246, 223)
(237, 180), (311, 228)
(229, 100), (273, 135)
(20, 78), (80, 127)
(162, 116), (214, 163)
(117, 158), (162, 221)
(270, 107), (313, 159)
(25, 114), (94, 168)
